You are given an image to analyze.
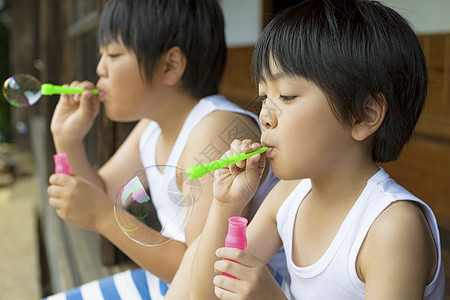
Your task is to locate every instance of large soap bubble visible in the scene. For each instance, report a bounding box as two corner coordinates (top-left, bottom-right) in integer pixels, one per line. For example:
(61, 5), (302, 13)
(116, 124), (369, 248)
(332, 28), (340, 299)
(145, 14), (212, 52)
(115, 165), (202, 246)
(2, 74), (42, 107)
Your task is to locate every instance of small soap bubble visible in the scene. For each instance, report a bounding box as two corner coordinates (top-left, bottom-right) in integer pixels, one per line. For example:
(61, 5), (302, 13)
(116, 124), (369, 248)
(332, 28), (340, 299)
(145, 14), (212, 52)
(2, 74), (42, 107)
(115, 165), (202, 246)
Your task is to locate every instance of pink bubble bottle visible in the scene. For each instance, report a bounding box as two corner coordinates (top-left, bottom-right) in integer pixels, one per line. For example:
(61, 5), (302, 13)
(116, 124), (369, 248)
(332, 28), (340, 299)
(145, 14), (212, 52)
(53, 153), (72, 175)
(223, 216), (248, 278)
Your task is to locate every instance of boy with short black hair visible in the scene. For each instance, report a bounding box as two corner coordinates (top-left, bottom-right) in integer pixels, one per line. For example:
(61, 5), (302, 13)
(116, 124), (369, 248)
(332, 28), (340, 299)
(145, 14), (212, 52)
(191, 0), (445, 298)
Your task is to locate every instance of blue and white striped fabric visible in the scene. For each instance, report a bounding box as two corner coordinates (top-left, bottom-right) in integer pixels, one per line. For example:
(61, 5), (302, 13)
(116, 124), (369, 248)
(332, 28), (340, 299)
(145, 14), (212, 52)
(42, 268), (289, 300)
(42, 269), (168, 300)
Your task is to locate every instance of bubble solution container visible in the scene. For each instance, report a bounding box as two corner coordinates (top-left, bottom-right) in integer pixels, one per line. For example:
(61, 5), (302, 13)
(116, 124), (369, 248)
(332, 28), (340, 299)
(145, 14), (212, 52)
(53, 153), (72, 175)
(223, 216), (248, 278)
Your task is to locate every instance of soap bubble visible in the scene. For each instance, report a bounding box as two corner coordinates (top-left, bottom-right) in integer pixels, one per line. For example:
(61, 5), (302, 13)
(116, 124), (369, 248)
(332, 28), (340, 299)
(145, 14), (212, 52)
(114, 165), (202, 246)
(2, 74), (42, 107)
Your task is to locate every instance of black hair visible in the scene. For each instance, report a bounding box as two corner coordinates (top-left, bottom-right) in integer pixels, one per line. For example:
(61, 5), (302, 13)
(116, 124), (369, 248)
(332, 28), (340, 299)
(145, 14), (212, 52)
(98, 0), (226, 100)
(252, 0), (428, 163)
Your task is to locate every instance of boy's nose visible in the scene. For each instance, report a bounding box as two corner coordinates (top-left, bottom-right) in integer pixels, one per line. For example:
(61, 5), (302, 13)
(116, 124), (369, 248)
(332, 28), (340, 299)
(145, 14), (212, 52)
(96, 55), (106, 78)
(260, 102), (278, 129)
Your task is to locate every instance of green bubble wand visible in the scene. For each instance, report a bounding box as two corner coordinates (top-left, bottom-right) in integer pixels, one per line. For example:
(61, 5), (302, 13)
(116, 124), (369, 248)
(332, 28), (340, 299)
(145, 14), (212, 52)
(186, 147), (268, 180)
(2, 74), (99, 107)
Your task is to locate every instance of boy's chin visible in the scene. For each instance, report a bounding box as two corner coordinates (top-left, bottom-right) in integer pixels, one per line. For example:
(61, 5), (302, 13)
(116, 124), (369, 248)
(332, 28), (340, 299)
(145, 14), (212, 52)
(104, 109), (140, 123)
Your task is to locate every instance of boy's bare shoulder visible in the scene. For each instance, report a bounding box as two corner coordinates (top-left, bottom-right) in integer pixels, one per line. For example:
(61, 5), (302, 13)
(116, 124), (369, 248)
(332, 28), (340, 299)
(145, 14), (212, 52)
(367, 200), (434, 248)
(195, 110), (260, 141)
(181, 111), (260, 166)
(359, 200), (437, 291)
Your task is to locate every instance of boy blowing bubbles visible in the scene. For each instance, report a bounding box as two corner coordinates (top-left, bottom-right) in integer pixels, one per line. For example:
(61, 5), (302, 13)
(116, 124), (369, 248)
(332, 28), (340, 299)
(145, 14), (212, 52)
(191, 0), (445, 299)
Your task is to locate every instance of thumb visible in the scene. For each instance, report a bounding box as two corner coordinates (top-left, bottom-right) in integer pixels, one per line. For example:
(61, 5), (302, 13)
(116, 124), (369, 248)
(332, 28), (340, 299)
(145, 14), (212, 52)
(79, 91), (99, 118)
(245, 154), (265, 182)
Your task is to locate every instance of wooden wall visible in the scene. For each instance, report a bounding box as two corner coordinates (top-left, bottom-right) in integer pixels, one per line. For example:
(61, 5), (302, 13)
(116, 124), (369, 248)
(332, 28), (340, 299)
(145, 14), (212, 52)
(382, 33), (450, 224)
(220, 47), (258, 112)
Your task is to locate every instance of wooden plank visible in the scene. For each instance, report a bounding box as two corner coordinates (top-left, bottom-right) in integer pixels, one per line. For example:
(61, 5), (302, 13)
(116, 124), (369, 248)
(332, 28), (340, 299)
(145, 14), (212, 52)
(444, 35), (450, 115)
(417, 33), (450, 140)
(416, 114), (450, 140)
(44, 205), (76, 292)
(220, 47), (258, 109)
(68, 11), (99, 39)
(381, 135), (450, 223)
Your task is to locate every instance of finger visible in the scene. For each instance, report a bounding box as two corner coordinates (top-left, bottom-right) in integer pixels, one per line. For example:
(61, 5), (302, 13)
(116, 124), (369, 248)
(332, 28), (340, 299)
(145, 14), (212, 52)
(216, 247), (259, 267)
(80, 90), (98, 115)
(214, 259), (243, 278)
(228, 141), (243, 174)
(79, 81), (98, 108)
(47, 184), (68, 199)
(70, 81), (81, 102)
(48, 196), (63, 209)
(230, 139), (242, 156)
(247, 151), (265, 179)
(240, 139), (253, 153)
(236, 139), (253, 169)
(59, 84), (70, 103)
(49, 173), (73, 186)
(214, 259), (260, 288)
(78, 80), (96, 91)
(250, 141), (262, 150)
(214, 285), (237, 300)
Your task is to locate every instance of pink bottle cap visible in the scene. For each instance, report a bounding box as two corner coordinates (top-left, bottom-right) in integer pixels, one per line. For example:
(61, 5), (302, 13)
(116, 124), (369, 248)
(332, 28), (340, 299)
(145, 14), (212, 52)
(53, 153), (72, 175)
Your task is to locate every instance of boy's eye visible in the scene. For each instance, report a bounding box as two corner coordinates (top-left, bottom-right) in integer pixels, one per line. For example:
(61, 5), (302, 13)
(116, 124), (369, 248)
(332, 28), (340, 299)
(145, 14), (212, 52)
(108, 54), (121, 58)
(280, 95), (295, 102)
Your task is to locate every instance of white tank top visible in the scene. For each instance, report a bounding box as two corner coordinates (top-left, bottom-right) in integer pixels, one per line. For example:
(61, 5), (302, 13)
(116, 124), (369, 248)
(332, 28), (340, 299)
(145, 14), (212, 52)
(138, 95), (288, 281)
(277, 168), (444, 299)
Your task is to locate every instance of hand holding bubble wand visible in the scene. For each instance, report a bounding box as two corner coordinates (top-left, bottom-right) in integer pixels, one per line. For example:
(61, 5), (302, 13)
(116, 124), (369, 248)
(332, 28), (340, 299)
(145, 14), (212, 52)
(2, 74), (99, 107)
(115, 147), (268, 246)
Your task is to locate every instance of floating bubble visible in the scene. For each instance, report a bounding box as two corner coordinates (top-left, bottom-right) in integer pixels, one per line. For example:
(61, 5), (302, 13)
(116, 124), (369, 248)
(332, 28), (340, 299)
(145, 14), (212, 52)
(114, 165), (202, 246)
(114, 147), (270, 246)
(3, 74), (42, 107)
(2, 73), (99, 107)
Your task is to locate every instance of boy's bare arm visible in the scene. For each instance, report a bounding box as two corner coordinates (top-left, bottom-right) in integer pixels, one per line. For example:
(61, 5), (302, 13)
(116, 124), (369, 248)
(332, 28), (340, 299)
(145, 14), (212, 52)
(98, 119), (149, 200)
(361, 201), (437, 299)
(246, 180), (299, 262)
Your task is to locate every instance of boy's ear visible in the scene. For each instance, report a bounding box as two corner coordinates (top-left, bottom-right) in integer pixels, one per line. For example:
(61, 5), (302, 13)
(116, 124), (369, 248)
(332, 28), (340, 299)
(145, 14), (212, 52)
(161, 46), (186, 85)
(351, 95), (387, 141)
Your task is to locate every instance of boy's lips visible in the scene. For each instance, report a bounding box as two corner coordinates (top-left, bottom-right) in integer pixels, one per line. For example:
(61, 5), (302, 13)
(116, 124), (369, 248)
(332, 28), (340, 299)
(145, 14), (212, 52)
(97, 90), (106, 102)
(261, 142), (275, 157)
(265, 147), (274, 157)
